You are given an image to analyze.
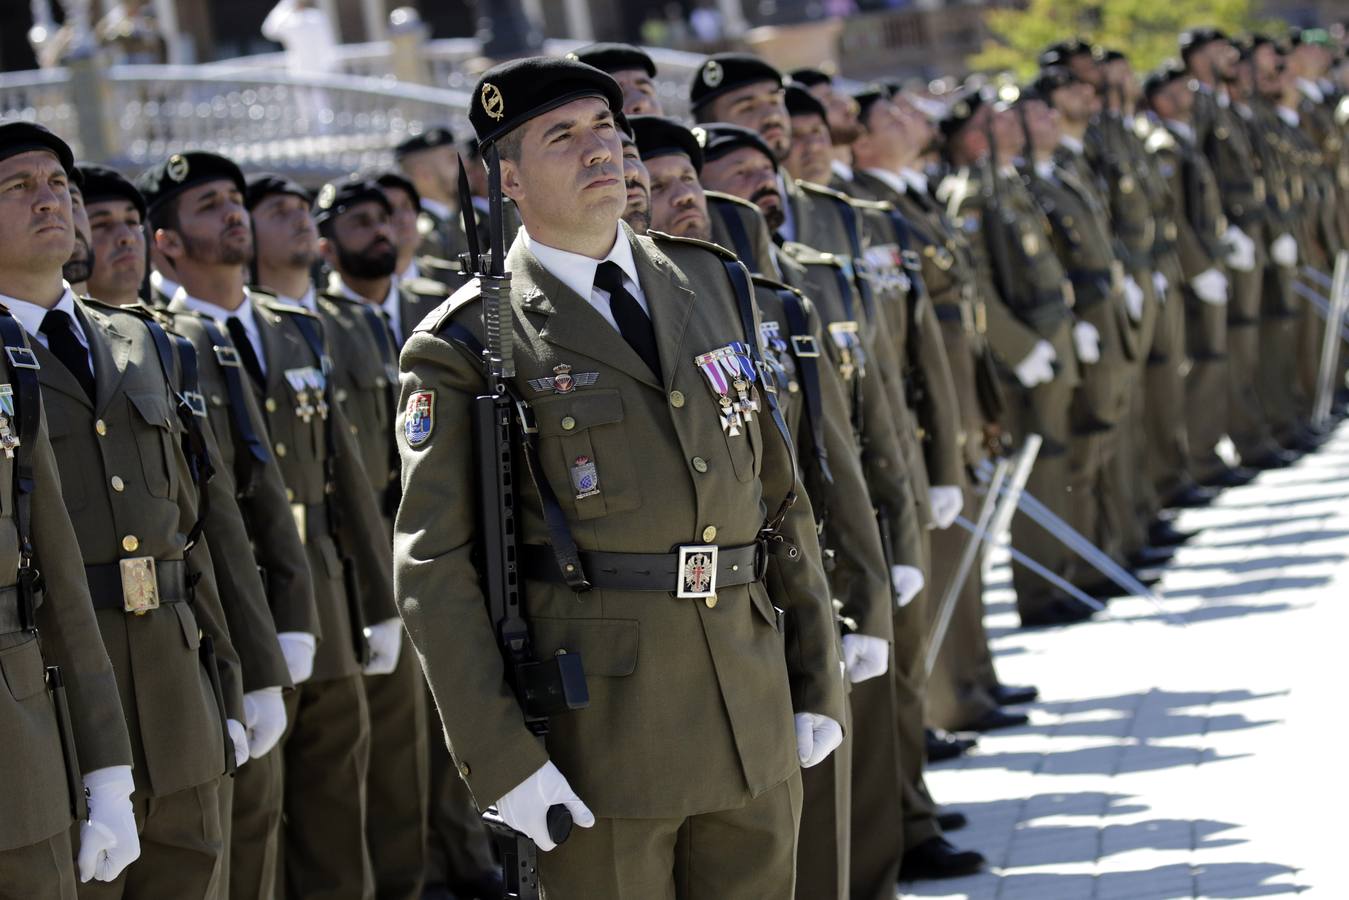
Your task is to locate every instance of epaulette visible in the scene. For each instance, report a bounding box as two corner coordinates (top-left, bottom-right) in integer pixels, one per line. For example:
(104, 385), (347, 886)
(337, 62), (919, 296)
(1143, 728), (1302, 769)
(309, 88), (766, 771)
(781, 241), (846, 270)
(1132, 115), (1157, 141)
(79, 295), (157, 319)
(936, 170), (979, 220)
(848, 196), (897, 214)
(796, 179), (856, 206)
(418, 278), (482, 336)
(402, 275), (452, 298)
(1145, 128), (1176, 154)
(646, 229), (740, 262)
(704, 189), (763, 214)
(750, 272), (804, 296)
(416, 211), (440, 237)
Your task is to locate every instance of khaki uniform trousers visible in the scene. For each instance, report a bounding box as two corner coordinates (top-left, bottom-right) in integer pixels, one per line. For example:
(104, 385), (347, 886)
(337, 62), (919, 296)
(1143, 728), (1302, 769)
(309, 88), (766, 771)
(795, 697), (853, 900)
(1184, 296), (1230, 482)
(1145, 277), (1193, 505)
(1259, 265), (1306, 444)
(228, 740), (284, 900)
(2, 830), (77, 900)
(537, 772), (802, 900)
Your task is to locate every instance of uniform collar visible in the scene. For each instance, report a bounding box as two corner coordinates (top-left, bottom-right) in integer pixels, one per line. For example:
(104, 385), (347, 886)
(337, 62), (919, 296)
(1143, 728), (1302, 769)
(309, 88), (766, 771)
(899, 168), (929, 195)
(277, 285), (318, 313)
(1277, 105), (1300, 127)
(1058, 134), (1085, 156)
(830, 158), (854, 183)
(1297, 77), (1324, 105)
(864, 167), (909, 197)
(421, 197), (453, 222)
(1165, 119), (1196, 144)
(520, 222), (639, 303)
(1, 282), (84, 344)
(150, 268), (180, 300)
(178, 287), (254, 324)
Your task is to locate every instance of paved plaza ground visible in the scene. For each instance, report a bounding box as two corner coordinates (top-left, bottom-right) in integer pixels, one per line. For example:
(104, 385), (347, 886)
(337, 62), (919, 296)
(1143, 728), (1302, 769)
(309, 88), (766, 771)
(914, 425), (1349, 899)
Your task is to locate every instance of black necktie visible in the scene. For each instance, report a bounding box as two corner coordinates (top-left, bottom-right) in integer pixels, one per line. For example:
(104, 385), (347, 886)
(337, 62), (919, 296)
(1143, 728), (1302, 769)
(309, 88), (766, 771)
(41, 309), (95, 402)
(226, 316), (266, 389)
(594, 261), (661, 381)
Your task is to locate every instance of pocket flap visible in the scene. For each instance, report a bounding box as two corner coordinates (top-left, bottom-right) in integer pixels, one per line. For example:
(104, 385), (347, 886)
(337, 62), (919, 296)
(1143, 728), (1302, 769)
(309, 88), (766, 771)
(528, 616), (637, 677)
(128, 391), (174, 430)
(533, 390), (624, 436)
(0, 637), (47, 700)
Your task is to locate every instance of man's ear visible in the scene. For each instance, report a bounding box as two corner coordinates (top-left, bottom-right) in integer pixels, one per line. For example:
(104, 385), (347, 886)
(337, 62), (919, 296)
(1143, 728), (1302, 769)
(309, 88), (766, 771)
(318, 236), (336, 268)
(500, 158), (524, 204)
(153, 227), (183, 264)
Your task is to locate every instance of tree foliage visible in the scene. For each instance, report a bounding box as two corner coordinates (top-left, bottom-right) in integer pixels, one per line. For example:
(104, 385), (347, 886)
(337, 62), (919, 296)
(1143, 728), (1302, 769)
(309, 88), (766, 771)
(971, 0), (1280, 78)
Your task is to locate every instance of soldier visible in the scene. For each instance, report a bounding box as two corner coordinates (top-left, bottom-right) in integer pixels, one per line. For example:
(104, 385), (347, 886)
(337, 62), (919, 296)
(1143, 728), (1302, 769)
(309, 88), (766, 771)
(937, 86), (1091, 626)
(617, 117), (653, 235)
(691, 53), (793, 161)
(787, 68), (865, 186)
(395, 57), (845, 899)
(567, 43), (665, 116)
(141, 151), (396, 900)
(396, 127), (475, 262)
(0, 120), (139, 898)
(368, 170), (465, 290)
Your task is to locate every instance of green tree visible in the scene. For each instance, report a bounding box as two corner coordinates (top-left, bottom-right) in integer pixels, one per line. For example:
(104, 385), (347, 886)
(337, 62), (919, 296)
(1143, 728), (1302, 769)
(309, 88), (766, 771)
(971, 0), (1278, 79)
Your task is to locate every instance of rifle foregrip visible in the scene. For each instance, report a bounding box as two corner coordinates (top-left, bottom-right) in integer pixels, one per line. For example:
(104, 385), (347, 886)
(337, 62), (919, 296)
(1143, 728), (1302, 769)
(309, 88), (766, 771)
(546, 804), (574, 845)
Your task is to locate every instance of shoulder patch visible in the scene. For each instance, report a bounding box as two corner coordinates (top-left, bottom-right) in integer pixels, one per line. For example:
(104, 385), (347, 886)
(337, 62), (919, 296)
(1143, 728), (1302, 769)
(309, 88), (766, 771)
(418, 278), (483, 336)
(645, 229), (740, 262)
(404, 390), (435, 447)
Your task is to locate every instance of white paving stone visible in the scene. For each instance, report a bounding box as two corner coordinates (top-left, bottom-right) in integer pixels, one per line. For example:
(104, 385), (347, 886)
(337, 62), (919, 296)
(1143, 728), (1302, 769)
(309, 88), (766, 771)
(906, 422), (1349, 898)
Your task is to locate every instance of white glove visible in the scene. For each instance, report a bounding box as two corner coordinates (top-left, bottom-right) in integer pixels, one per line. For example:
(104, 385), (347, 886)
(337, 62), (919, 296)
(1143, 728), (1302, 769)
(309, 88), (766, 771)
(242, 687), (287, 759)
(928, 485), (964, 530)
(1073, 320), (1101, 364)
(1123, 275), (1145, 322)
(1013, 339), (1057, 387)
(1191, 267), (1230, 305)
(495, 761), (596, 852)
(277, 631), (317, 685)
(891, 564), (926, 608)
(1152, 270), (1169, 301)
(1271, 232), (1298, 268)
(840, 633), (889, 684)
(1223, 225), (1256, 272)
(362, 618), (404, 676)
(795, 712), (843, 768)
(78, 765), (140, 883)
(227, 718), (250, 768)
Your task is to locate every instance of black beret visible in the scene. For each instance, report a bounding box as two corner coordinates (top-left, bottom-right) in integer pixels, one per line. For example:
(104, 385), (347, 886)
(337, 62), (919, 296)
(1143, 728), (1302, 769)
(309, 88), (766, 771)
(244, 171), (311, 210)
(630, 115), (704, 172)
(470, 56), (622, 148)
(313, 175), (392, 228)
(1179, 28), (1229, 58)
(76, 163), (146, 219)
(939, 86), (987, 139)
(566, 42), (656, 77)
(1143, 59), (1189, 98)
(1038, 37), (1092, 69)
(788, 67), (832, 88)
(784, 82), (827, 122)
(395, 126), (455, 159)
(371, 170), (421, 211)
(695, 123), (777, 170)
(1093, 46), (1126, 64)
(0, 121), (75, 175)
(136, 152), (246, 215)
(853, 86), (891, 125)
(1032, 66), (1083, 102)
(689, 53), (783, 111)
(1236, 33), (1278, 60)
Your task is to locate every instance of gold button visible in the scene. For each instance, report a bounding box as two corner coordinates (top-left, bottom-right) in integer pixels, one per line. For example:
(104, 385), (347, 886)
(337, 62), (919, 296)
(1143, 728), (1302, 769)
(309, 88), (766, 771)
(702, 525), (717, 542)
(110, 476), (125, 492)
(211, 394), (222, 405)
(275, 443), (287, 458)
(121, 535), (139, 553)
(704, 594), (718, 609)
(691, 456), (707, 473)
(265, 398), (277, 413)
(336, 389), (348, 403)
(458, 761), (471, 777)
(286, 488), (295, 501)
(669, 390), (685, 408)
(349, 424), (359, 435)
(94, 419), (107, 436)
(561, 416), (576, 431)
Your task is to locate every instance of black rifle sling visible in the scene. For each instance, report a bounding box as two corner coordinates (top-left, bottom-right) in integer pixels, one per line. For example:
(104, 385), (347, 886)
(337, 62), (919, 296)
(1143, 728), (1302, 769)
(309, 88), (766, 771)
(197, 316), (270, 497)
(353, 301), (402, 517)
(0, 313), (42, 630)
(144, 317), (213, 553)
(775, 288), (831, 487)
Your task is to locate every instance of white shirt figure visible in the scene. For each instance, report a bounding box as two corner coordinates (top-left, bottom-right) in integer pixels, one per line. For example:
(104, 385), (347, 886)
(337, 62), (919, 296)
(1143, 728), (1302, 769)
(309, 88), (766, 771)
(262, 0), (338, 75)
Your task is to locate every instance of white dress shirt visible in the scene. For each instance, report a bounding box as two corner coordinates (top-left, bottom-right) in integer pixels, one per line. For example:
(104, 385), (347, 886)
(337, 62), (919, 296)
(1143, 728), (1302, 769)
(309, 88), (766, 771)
(421, 198), (453, 224)
(864, 167), (910, 198)
(830, 158), (854, 183)
(899, 168), (929, 196)
(1059, 134), (1085, 156)
(3, 283), (89, 354)
(150, 269), (180, 303)
(521, 224), (648, 334)
(336, 278), (403, 347)
(178, 289), (266, 375)
(276, 285), (318, 315)
(1165, 120), (1196, 145)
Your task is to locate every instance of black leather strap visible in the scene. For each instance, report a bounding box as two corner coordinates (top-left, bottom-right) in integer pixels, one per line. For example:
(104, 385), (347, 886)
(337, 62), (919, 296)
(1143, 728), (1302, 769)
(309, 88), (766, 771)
(776, 288), (831, 487)
(715, 201), (758, 267)
(197, 316), (270, 497)
(143, 317), (214, 553)
(826, 194), (877, 321)
(352, 302), (403, 517)
(0, 311), (41, 632)
(521, 543), (762, 592)
(85, 559), (188, 610)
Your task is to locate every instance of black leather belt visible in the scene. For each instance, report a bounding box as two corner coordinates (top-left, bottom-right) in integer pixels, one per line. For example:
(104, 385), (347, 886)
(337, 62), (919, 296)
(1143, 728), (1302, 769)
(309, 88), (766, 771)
(1068, 269), (1112, 307)
(297, 501), (332, 544)
(933, 304), (964, 323)
(87, 559), (188, 611)
(522, 542), (765, 598)
(0, 585), (27, 634)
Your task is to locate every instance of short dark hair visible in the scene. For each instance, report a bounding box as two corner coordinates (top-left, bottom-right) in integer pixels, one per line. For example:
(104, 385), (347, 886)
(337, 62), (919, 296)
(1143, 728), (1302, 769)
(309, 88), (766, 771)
(149, 194), (181, 235)
(492, 128), (524, 164)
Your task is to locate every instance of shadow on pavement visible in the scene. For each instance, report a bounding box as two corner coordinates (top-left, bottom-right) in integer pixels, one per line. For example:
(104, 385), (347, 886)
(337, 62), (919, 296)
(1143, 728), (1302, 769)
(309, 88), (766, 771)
(904, 861), (1307, 898)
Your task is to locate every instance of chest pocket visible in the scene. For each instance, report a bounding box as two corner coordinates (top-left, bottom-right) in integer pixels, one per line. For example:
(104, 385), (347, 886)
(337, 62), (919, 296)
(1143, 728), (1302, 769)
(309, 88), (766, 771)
(719, 390), (763, 485)
(128, 391), (177, 500)
(532, 389), (641, 521)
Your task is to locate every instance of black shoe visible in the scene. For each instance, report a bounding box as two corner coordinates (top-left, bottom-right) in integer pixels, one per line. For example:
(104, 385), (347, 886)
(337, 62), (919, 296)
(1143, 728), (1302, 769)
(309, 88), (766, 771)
(1020, 597), (1097, 628)
(926, 728), (977, 762)
(1247, 448), (1300, 469)
(1167, 484), (1219, 509)
(1292, 428), (1328, 452)
(937, 811), (968, 832)
(1129, 545), (1175, 568)
(991, 682), (1039, 705)
(1200, 465), (1257, 488)
(966, 707), (1029, 731)
(1149, 519), (1197, 546)
(900, 836), (986, 880)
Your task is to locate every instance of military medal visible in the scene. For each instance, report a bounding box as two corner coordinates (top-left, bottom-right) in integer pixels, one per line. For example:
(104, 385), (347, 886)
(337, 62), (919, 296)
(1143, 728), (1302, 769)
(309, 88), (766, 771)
(0, 384), (19, 458)
(827, 322), (864, 382)
(758, 322), (793, 392)
(305, 368), (330, 420)
(695, 348), (742, 436)
(570, 455), (600, 499)
(721, 342), (759, 417)
(284, 369), (314, 422)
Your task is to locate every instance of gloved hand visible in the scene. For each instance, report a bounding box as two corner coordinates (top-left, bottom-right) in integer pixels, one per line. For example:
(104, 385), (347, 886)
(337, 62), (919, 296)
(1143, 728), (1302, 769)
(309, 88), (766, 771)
(362, 618), (404, 676)
(78, 765), (140, 883)
(928, 485), (964, 529)
(243, 687), (287, 759)
(1191, 267), (1230, 305)
(1123, 275), (1145, 322)
(495, 761), (596, 852)
(1271, 232), (1298, 268)
(840, 633), (889, 684)
(1072, 320), (1101, 364)
(891, 564), (925, 608)
(1013, 339), (1057, 388)
(1223, 225), (1257, 272)
(795, 713), (843, 768)
(1152, 270), (1169, 300)
(227, 718), (250, 768)
(277, 631), (316, 685)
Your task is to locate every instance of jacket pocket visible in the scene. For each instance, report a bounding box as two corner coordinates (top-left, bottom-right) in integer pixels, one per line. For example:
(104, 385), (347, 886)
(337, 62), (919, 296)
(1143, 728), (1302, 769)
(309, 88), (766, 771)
(128, 391), (177, 499)
(0, 635), (46, 701)
(533, 390), (641, 521)
(529, 616), (638, 677)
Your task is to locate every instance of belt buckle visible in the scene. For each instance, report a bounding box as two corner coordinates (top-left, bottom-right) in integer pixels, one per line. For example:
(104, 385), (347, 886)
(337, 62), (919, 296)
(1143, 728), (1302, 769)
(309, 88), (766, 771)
(214, 345), (241, 367)
(675, 545), (718, 599)
(120, 557), (160, 615)
(180, 390), (208, 418)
